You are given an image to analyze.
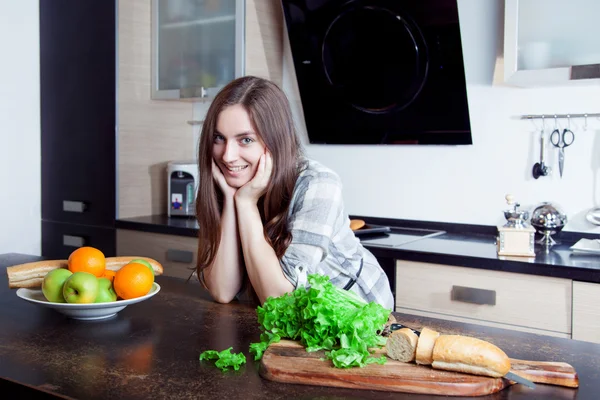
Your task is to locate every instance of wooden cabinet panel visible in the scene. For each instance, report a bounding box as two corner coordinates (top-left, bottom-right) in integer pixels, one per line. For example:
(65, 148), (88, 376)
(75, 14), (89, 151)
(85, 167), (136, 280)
(116, 229), (199, 282)
(395, 260), (572, 337)
(573, 281), (600, 344)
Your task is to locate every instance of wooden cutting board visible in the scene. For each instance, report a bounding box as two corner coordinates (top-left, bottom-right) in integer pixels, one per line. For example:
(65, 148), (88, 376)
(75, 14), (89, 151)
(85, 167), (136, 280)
(259, 340), (579, 397)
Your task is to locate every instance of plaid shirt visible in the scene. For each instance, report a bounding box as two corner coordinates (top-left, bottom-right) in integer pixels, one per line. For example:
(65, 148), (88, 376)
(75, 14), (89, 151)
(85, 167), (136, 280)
(280, 159), (394, 310)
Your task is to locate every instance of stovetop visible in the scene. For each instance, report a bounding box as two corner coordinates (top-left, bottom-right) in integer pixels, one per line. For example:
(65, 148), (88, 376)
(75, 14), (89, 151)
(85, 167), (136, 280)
(359, 227), (445, 248)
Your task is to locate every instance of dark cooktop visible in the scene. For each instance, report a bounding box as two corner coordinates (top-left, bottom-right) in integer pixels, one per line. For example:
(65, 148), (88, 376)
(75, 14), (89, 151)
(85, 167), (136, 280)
(359, 227), (445, 248)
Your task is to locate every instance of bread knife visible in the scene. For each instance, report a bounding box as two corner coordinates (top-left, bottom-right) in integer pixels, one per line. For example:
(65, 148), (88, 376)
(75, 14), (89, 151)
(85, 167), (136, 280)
(504, 371), (536, 389)
(388, 324), (536, 389)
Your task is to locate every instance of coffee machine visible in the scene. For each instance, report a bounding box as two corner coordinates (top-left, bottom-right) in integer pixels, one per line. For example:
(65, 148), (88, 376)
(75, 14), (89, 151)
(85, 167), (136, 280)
(167, 161), (199, 217)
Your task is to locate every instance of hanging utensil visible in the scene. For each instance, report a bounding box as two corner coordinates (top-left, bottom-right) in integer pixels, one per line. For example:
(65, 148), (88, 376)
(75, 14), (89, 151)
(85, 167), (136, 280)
(550, 115), (575, 178)
(532, 117), (550, 179)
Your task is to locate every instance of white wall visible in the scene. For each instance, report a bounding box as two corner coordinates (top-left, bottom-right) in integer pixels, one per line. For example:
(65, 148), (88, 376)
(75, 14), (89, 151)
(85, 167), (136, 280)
(282, 0), (600, 233)
(0, 0), (41, 255)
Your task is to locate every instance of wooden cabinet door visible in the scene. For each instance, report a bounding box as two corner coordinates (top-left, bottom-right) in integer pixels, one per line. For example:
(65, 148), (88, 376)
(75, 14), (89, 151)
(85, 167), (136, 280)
(40, 0), (116, 227)
(116, 229), (199, 282)
(573, 281), (600, 344)
(395, 260), (572, 337)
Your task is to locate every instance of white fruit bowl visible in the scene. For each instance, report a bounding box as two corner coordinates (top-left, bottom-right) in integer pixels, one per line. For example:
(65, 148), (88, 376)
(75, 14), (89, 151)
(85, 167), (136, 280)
(16, 282), (161, 321)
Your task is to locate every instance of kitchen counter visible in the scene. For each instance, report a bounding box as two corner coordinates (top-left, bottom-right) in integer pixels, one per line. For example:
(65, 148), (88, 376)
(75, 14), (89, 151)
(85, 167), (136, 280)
(1, 253), (599, 399)
(116, 215), (600, 284)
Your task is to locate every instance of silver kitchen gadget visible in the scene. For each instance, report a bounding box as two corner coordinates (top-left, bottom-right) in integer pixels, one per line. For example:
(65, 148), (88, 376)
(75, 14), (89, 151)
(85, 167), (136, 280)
(530, 202), (567, 247)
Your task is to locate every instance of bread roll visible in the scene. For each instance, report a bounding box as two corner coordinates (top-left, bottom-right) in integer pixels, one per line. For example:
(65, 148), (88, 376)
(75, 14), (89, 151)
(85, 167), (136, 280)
(349, 219), (366, 231)
(415, 327), (440, 365)
(6, 256), (164, 288)
(386, 328), (419, 362)
(432, 335), (511, 378)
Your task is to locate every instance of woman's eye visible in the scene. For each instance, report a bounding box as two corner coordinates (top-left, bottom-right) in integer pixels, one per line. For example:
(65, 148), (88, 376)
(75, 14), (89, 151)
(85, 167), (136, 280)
(213, 135), (225, 143)
(240, 137), (254, 145)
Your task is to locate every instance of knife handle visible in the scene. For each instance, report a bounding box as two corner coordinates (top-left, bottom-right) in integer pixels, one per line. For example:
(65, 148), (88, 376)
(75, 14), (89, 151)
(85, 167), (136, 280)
(390, 323), (421, 336)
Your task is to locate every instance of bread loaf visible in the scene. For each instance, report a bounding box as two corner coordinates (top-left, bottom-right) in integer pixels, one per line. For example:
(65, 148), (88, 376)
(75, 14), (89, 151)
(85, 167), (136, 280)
(431, 335), (511, 378)
(6, 256), (164, 289)
(415, 327), (440, 365)
(386, 328), (419, 362)
(349, 219), (366, 231)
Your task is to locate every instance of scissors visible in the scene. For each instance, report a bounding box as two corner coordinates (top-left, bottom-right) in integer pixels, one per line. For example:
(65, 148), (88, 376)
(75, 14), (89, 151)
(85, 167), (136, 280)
(550, 128), (575, 178)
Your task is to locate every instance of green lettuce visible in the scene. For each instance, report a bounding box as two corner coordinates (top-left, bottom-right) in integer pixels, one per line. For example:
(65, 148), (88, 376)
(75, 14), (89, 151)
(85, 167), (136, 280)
(249, 273), (391, 368)
(199, 347), (246, 371)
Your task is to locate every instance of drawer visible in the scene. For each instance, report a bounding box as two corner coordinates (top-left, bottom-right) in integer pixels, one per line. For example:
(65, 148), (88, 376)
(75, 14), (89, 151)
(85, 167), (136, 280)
(573, 281), (600, 344)
(42, 221), (116, 259)
(395, 260), (572, 337)
(116, 229), (199, 282)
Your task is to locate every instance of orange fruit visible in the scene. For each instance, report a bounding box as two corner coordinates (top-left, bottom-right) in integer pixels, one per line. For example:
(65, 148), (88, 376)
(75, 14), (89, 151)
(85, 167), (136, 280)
(113, 262), (154, 300)
(68, 246), (106, 277)
(102, 269), (116, 283)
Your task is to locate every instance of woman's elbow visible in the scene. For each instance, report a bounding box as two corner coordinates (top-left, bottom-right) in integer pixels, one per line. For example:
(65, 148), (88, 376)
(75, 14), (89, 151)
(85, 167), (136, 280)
(212, 293), (236, 304)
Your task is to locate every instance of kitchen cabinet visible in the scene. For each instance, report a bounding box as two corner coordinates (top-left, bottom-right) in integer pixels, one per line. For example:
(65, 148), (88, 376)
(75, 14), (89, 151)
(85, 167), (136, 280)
(151, 0), (244, 100)
(395, 260), (572, 338)
(40, 0), (116, 257)
(572, 281), (600, 343)
(116, 229), (199, 282)
(503, 0), (600, 87)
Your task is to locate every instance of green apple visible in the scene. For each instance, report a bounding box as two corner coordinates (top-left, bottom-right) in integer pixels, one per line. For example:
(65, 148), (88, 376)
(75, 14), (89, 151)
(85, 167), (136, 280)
(63, 272), (99, 304)
(95, 277), (117, 303)
(42, 268), (73, 302)
(129, 259), (154, 276)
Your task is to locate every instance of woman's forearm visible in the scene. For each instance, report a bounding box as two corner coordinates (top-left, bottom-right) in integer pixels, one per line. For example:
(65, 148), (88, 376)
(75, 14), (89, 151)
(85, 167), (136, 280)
(203, 197), (243, 303)
(235, 200), (294, 304)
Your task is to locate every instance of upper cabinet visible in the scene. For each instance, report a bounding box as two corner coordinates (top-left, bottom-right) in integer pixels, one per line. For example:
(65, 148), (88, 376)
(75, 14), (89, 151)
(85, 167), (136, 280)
(151, 0), (245, 100)
(503, 0), (600, 87)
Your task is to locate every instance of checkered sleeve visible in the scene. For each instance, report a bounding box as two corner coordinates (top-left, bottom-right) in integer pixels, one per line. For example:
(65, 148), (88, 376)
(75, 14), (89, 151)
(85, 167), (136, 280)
(279, 169), (343, 287)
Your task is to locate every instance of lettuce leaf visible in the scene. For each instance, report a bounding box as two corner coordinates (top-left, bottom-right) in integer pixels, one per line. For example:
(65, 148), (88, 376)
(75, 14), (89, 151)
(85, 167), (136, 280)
(249, 273), (391, 368)
(199, 347), (247, 371)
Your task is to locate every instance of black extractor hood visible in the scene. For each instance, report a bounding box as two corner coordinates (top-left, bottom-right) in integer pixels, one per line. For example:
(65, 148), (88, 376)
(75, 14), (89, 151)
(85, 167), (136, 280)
(281, 0), (473, 145)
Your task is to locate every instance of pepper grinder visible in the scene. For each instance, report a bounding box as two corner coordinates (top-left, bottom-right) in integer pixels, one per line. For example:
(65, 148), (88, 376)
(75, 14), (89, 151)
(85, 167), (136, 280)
(496, 194), (536, 257)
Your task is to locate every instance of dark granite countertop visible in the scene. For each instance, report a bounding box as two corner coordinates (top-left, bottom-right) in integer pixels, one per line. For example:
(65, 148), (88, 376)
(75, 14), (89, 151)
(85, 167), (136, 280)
(116, 215), (600, 284)
(2, 253), (599, 399)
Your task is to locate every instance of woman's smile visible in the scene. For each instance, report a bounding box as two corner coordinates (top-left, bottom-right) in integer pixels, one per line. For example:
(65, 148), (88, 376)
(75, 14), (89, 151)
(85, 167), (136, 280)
(222, 164), (249, 177)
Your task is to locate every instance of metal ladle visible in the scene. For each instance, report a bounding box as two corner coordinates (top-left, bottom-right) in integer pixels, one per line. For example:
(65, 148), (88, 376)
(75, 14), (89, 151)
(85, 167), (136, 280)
(532, 116), (551, 179)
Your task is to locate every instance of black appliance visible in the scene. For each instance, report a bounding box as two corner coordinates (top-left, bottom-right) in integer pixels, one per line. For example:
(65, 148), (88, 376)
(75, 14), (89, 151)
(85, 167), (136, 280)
(281, 0), (472, 145)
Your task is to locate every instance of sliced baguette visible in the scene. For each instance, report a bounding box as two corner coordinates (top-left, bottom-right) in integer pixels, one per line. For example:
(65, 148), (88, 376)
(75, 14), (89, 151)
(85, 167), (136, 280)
(386, 328), (419, 363)
(431, 335), (511, 378)
(415, 327), (440, 365)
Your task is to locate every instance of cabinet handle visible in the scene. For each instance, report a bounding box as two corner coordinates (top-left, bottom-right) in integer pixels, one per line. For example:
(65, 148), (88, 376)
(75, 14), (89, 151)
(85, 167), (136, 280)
(571, 64), (600, 80)
(451, 285), (496, 306)
(166, 249), (194, 264)
(63, 235), (86, 248)
(63, 200), (87, 213)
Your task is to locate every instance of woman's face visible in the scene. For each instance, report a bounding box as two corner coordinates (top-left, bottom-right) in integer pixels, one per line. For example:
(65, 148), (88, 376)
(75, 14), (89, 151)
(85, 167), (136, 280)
(212, 104), (266, 188)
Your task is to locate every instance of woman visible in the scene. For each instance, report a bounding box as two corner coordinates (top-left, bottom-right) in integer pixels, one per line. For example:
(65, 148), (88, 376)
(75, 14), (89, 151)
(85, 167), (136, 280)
(195, 76), (394, 310)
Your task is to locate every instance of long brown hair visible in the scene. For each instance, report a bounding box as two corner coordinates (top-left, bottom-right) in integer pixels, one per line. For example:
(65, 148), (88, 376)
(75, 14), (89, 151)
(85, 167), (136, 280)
(195, 76), (304, 285)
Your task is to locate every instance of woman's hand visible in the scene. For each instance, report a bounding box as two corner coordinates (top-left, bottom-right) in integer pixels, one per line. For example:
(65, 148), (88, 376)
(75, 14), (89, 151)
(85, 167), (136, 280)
(212, 159), (237, 199)
(235, 151), (273, 205)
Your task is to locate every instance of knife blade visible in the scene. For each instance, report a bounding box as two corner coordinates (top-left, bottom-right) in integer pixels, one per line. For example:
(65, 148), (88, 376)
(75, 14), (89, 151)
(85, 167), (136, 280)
(559, 147), (565, 178)
(504, 371), (536, 389)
